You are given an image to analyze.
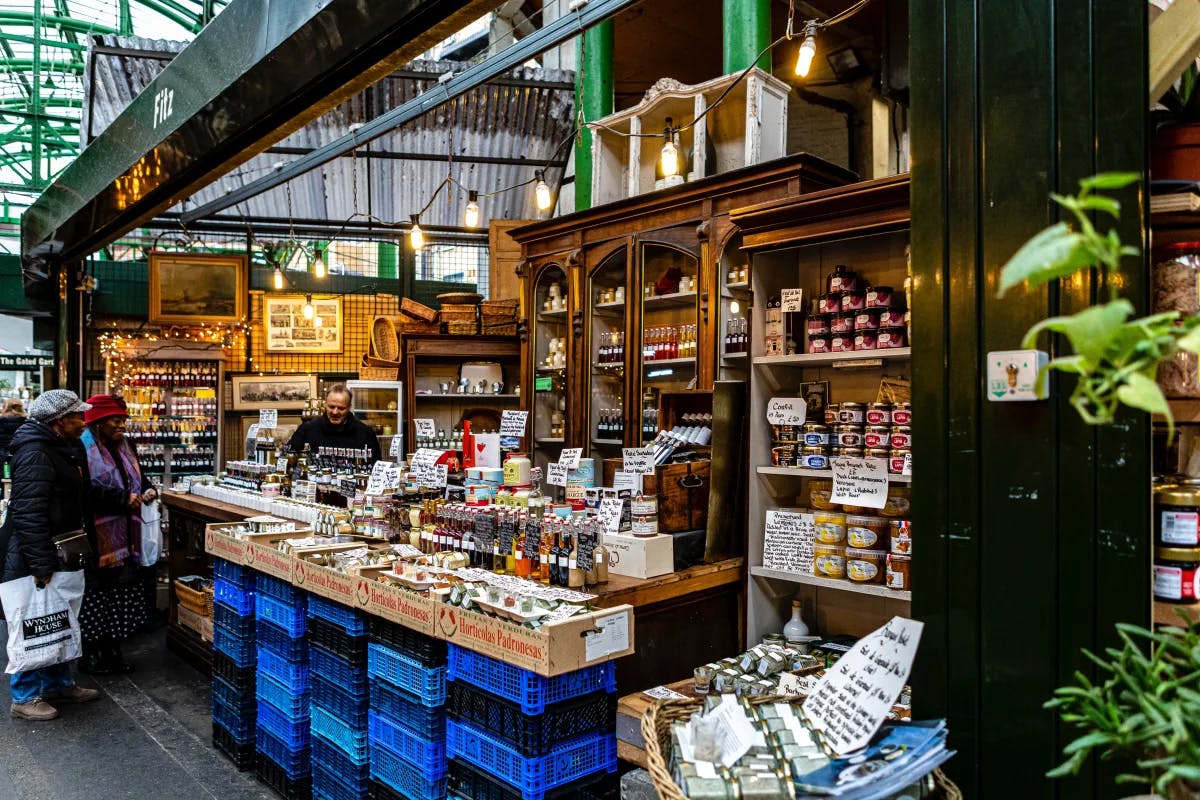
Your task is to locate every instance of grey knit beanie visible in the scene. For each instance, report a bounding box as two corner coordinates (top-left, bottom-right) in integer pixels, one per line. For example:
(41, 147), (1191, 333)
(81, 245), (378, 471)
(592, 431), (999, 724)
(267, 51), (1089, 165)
(27, 389), (91, 423)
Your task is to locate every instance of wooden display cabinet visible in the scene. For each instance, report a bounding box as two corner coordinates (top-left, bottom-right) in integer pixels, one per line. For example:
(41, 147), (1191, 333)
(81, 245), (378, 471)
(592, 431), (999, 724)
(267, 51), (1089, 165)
(511, 153), (857, 465)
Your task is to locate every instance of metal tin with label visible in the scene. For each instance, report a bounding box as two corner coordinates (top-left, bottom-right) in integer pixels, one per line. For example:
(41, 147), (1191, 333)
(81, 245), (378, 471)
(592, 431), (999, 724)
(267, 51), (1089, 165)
(890, 426), (912, 450)
(891, 403), (912, 425)
(837, 402), (865, 425)
(833, 446), (865, 459)
(800, 447), (830, 469)
(801, 423), (829, 447)
(866, 403), (893, 426)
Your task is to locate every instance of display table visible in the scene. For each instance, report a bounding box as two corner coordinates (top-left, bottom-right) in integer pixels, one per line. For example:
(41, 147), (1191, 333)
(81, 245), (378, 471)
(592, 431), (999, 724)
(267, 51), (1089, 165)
(615, 677), (697, 768)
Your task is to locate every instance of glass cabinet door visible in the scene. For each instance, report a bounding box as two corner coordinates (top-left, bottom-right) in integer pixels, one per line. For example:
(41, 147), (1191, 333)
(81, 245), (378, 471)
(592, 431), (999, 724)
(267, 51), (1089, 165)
(531, 265), (569, 474)
(347, 381), (403, 457)
(719, 232), (751, 381)
(638, 241), (700, 444)
(588, 249), (628, 456)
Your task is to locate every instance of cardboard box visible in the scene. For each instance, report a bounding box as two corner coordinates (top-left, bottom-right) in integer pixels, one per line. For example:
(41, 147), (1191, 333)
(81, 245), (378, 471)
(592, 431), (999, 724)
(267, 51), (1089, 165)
(606, 532), (675, 579)
(434, 601), (635, 677)
(176, 605), (212, 642)
(242, 530), (315, 581)
(204, 523), (249, 564)
(354, 567), (437, 636)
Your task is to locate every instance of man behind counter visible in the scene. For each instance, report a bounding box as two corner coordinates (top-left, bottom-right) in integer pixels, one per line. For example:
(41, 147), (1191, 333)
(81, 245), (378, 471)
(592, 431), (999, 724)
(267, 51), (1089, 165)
(288, 383), (382, 462)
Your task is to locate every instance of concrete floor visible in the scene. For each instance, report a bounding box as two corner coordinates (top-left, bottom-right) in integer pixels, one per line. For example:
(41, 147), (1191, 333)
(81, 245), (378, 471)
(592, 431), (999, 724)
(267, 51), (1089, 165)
(0, 626), (273, 800)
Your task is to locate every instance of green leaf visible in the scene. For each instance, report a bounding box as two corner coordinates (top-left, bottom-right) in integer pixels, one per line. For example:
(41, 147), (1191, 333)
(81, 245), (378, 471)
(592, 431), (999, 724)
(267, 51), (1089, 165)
(997, 222), (1094, 296)
(1020, 300), (1134, 363)
(1116, 372), (1171, 417)
(1063, 730), (1115, 754)
(1177, 326), (1200, 354)
(1075, 195), (1121, 218)
(1079, 172), (1141, 191)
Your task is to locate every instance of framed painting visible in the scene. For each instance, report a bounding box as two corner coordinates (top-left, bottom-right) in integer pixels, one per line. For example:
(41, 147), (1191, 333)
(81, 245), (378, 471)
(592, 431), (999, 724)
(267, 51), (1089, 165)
(148, 252), (247, 325)
(230, 374), (318, 411)
(263, 294), (343, 353)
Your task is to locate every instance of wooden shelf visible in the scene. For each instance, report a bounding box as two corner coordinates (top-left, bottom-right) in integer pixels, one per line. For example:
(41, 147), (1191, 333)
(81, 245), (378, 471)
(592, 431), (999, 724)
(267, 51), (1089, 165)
(1160, 399), (1200, 424)
(535, 366), (565, 374)
(750, 566), (911, 601)
(535, 438), (565, 444)
(641, 357), (696, 367)
(414, 393), (521, 401)
(753, 348), (912, 367)
(722, 352), (748, 360)
(643, 291), (697, 309)
(756, 465), (912, 484)
(1154, 601), (1200, 627)
(726, 281), (750, 291)
(593, 300), (627, 315)
(592, 437), (624, 445)
(538, 309), (567, 318)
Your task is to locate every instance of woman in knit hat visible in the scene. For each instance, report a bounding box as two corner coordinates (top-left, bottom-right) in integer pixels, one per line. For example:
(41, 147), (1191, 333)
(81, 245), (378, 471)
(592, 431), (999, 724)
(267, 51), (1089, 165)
(77, 394), (156, 675)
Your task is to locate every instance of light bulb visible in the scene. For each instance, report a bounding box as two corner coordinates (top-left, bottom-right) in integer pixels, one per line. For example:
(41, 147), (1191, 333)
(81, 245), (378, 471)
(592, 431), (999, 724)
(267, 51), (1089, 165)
(465, 191), (480, 228)
(796, 26), (818, 77)
(303, 296), (314, 320)
(729, 299), (740, 315)
(660, 139), (679, 177)
(273, 266), (284, 290)
(313, 251), (326, 279)
(409, 214), (424, 250)
(534, 171), (552, 211)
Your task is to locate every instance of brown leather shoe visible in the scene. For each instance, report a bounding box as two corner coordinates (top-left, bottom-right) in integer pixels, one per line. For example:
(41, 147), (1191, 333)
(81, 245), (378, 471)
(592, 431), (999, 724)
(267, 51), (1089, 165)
(10, 699), (59, 721)
(44, 684), (100, 704)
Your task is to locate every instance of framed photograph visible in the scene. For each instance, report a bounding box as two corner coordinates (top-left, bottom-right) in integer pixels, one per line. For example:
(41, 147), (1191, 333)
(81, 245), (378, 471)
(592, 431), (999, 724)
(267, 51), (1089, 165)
(800, 380), (830, 420)
(230, 374), (318, 411)
(263, 294), (343, 353)
(148, 252), (247, 325)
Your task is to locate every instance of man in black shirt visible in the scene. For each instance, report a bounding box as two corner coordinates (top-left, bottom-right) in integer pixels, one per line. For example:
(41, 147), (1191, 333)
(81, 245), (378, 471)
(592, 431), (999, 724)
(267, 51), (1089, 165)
(288, 383), (381, 462)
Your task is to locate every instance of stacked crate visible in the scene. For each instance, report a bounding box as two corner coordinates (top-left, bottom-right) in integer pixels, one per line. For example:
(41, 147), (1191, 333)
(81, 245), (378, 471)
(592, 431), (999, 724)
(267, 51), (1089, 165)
(444, 645), (618, 800)
(365, 617), (449, 800)
(211, 559), (257, 770)
(254, 574), (312, 800)
(308, 597), (371, 800)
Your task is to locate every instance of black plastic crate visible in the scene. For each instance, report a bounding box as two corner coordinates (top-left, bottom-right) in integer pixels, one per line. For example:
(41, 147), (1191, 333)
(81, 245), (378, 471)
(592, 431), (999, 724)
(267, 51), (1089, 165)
(212, 650), (256, 694)
(309, 616), (367, 662)
(445, 681), (616, 756)
(368, 617), (446, 667)
(213, 720), (256, 771)
(447, 759), (615, 800)
(256, 753), (312, 800)
(215, 601), (257, 639)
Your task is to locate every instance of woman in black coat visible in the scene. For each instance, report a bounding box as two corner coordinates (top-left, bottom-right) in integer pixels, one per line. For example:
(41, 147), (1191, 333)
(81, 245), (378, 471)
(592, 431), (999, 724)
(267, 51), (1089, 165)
(0, 390), (101, 721)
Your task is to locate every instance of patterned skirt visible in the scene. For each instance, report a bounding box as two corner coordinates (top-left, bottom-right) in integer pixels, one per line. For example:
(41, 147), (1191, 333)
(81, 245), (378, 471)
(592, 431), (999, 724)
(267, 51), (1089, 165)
(79, 568), (149, 643)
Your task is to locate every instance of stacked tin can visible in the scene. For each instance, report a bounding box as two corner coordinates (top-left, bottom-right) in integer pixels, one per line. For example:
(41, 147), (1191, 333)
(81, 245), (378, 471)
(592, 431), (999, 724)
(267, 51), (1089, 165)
(819, 401), (911, 474)
(808, 265), (909, 354)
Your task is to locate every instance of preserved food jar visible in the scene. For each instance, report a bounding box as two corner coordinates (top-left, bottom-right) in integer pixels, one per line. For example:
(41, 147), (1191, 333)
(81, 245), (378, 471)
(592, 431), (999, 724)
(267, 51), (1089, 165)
(813, 543), (847, 579)
(813, 511), (847, 544)
(886, 553), (911, 590)
(809, 480), (836, 510)
(846, 515), (888, 548)
(1154, 547), (1200, 604)
(1156, 480), (1200, 547)
(845, 547), (887, 584)
(1155, 242), (1200, 397)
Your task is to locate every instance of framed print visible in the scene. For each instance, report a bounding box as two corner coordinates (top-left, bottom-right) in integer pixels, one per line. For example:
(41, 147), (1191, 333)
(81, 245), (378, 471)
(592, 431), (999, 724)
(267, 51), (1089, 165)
(800, 380), (830, 420)
(263, 295), (343, 353)
(230, 374), (318, 411)
(148, 252), (247, 325)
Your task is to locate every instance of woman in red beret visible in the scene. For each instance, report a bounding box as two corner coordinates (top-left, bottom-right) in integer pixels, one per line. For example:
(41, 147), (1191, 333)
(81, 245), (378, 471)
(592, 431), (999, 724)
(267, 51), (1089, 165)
(78, 394), (156, 674)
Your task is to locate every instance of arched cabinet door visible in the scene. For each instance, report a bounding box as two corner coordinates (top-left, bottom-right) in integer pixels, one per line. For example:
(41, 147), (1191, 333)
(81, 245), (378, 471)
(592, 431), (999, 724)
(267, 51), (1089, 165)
(585, 245), (631, 458)
(528, 261), (569, 477)
(716, 229), (751, 382)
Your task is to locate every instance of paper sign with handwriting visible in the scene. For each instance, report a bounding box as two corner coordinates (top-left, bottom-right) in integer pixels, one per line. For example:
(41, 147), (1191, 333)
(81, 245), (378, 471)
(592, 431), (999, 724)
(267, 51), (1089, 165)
(410, 449), (445, 489)
(258, 409), (278, 429)
(762, 510), (815, 575)
(366, 461), (400, 495)
(613, 471), (642, 493)
(643, 685), (688, 700)
(830, 457), (889, 510)
(598, 498), (624, 534)
(623, 447), (656, 475)
(767, 397), (807, 426)
(389, 436), (402, 457)
(559, 448), (582, 470)
(902, 452), (912, 476)
(780, 288), (804, 313)
(803, 616), (924, 754)
(500, 410), (528, 437)
(414, 418), (436, 439)
(547, 462), (569, 487)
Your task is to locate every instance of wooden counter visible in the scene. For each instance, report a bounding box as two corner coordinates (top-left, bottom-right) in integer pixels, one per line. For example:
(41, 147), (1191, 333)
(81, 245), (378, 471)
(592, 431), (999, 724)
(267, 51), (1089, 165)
(616, 677), (698, 768)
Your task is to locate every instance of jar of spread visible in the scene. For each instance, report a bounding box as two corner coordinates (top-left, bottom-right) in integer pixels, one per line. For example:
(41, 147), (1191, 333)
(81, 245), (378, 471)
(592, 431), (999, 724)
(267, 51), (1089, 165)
(830, 312), (856, 334)
(827, 264), (858, 293)
(830, 333), (854, 353)
(810, 480), (836, 510)
(854, 309), (881, 331)
(882, 487), (912, 517)
(834, 425), (863, 447)
(813, 512), (847, 544)
(838, 402), (865, 425)
(866, 403), (892, 426)
(807, 316), (830, 336)
(854, 330), (879, 350)
(1156, 481), (1200, 547)
(887, 553), (911, 591)
(864, 426), (891, 448)
(845, 548), (887, 584)
(771, 443), (797, 467)
(825, 403), (840, 426)
(866, 447), (890, 465)
(846, 515), (888, 548)
(891, 426), (912, 450)
(1154, 547), (1200, 604)
(818, 293), (843, 314)
(773, 424), (798, 442)
(866, 285), (894, 308)
(799, 447), (829, 469)
(889, 519), (912, 553)
(801, 423), (830, 447)
(889, 450), (910, 474)
(808, 335), (831, 354)
(877, 327), (908, 349)
(833, 446), (865, 459)
(891, 403), (912, 425)
(813, 543), (847, 579)
(879, 309), (906, 328)
(841, 291), (866, 312)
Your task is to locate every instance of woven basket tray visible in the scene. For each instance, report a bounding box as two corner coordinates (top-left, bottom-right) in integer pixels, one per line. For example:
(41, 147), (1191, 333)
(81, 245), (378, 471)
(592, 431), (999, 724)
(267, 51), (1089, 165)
(437, 291), (483, 306)
(360, 353), (399, 381)
(480, 298), (519, 315)
(642, 695), (962, 800)
(371, 316), (402, 362)
(445, 320), (479, 335)
(174, 579), (213, 618)
(481, 321), (518, 336)
(400, 297), (438, 323)
(399, 319), (440, 335)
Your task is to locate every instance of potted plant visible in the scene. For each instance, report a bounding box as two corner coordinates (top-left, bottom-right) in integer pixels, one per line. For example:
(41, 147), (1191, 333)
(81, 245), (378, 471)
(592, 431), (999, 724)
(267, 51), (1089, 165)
(1152, 62), (1200, 181)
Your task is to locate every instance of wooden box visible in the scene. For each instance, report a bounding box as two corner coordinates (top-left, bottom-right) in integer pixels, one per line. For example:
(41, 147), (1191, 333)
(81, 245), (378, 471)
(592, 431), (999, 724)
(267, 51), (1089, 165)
(401, 297), (439, 323)
(602, 458), (711, 533)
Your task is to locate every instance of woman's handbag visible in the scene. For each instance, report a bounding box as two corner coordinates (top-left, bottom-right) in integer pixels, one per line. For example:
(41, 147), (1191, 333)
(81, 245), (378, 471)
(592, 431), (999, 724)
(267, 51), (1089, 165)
(51, 529), (93, 571)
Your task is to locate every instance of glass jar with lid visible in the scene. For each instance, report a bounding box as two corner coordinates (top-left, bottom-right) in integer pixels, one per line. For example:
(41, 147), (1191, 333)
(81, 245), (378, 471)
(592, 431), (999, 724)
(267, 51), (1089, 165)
(1155, 242), (1200, 397)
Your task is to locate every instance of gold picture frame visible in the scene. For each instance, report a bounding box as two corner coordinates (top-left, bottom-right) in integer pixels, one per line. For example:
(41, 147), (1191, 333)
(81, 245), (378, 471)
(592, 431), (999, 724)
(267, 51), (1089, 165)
(230, 374), (318, 411)
(263, 294), (344, 354)
(148, 251), (248, 325)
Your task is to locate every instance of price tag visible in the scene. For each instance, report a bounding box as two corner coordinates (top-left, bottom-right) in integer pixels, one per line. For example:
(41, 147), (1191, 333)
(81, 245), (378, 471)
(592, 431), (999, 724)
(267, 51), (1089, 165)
(389, 436), (402, 457)
(559, 448), (582, 470)
(902, 452), (912, 476)
(622, 447), (656, 475)
(598, 497), (624, 534)
(498, 514), (516, 554)
(767, 397), (807, 426)
(762, 510), (815, 575)
(830, 457), (889, 510)
(258, 409), (278, 428)
(410, 448), (445, 489)
(338, 476), (358, 498)
(366, 461), (400, 495)
(643, 685), (688, 700)
(547, 462), (569, 487)
(612, 471), (642, 493)
(432, 464), (448, 488)
(500, 410), (529, 437)
(414, 418), (436, 440)
(780, 288), (804, 313)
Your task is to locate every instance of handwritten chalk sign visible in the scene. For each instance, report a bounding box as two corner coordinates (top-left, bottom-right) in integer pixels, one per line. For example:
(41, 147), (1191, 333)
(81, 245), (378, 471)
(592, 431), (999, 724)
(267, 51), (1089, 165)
(500, 410), (528, 437)
(612, 471), (642, 493)
(622, 447), (656, 475)
(781, 288), (805, 313)
(762, 510), (815, 575)
(366, 461), (400, 495)
(414, 418), (436, 440)
(902, 452), (912, 476)
(767, 397), (807, 426)
(830, 457), (889, 510)
(598, 498), (624, 534)
(258, 409), (278, 429)
(523, 516), (541, 560)
(559, 448), (582, 470)
(547, 462), (569, 487)
(338, 476), (358, 498)
(803, 616), (924, 754)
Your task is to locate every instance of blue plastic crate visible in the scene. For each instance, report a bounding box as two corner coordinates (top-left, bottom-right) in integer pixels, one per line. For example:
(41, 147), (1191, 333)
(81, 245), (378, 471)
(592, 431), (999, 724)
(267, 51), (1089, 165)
(257, 671), (311, 719)
(258, 619), (309, 661)
(256, 593), (308, 637)
(368, 680), (445, 740)
(313, 730), (370, 773)
(212, 674), (255, 712)
(214, 602), (256, 639)
(256, 726), (311, 780)
(213, 577), (255, 615)
(257, 647), (311, 694)
(313, 762), (369, 800)
(370, 744), (448, 800)
(213, 558), (255, 588)
(445, 681), (615, 757)
(367, 711), (446, 778)
(312, 674), (368, 724)
(258, 700), (310, 749)
(312, 705), (369, 762)
(308, 595), (368, 634)
(447, 645), (616, 715)
(312, 646), (368, 692)
(213, 696), (256, 741)
(214, 624), (256, 667)
(367, 643), (446, 707)
(445, 719), (616, 800)
(256, 572), (305, 603)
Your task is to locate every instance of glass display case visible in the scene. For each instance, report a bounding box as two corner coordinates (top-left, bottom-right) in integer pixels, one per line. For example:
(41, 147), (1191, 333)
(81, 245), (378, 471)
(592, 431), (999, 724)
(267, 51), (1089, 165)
(346, 379), (404, 459)
(588, 249), (628, 456)
(531, 265), (569, 475)
(638, 241), (700, 443)
(719, 231), (751, 381)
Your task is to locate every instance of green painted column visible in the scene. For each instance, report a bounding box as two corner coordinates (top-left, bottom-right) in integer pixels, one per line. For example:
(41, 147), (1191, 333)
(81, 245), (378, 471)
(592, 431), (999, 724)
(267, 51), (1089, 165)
(574, 21), (613, 212)
(377, 240), (398, 280)
(723, 0), (771, 73)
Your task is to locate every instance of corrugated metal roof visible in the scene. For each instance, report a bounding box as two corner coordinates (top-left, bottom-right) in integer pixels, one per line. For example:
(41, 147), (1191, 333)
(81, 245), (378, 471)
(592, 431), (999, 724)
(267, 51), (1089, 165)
(84, 35), (575, 230)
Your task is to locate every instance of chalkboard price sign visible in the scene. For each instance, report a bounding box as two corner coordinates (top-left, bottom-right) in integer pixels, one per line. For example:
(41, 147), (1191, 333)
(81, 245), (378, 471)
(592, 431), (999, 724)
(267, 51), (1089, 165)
(523, 517), (542, 560)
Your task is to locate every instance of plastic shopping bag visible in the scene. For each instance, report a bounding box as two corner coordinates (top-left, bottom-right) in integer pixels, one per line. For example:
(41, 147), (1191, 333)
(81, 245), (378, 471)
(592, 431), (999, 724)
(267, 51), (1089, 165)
(140, 501), (162, 567)
(0, 571), (85, 674)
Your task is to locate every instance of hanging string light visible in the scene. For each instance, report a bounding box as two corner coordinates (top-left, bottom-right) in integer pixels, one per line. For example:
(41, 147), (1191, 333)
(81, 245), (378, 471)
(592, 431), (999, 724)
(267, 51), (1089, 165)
(534, 171), (553, 211)
(660, 117), (680, 178)
(464, 191), (480, 228)
(273, 265), (284, 290)
(303, 295), (315, 319)
(313, 246), (326, 279)
(409, 215), (425, 250)
(795, 20), (820, 77)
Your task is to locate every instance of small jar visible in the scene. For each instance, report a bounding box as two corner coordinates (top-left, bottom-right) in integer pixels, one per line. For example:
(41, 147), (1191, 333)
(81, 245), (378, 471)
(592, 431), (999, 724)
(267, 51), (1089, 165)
(891, 403), (912, 426)
(879, 309), (907, 328)
(846, 515), (888, 549)
(838, 402), (865, 425)
(854, 308), (881, 330)
(853, 330), (878, 351)
(830, 333), (854, 353)
(828, 264), (859, 293)
(813, 511), (847, 544)
(866, 285), (894, 308)
(887, 553), (911, 591)
(845, 547), (888, 584)
(807, 316), (830, 336)
(866, 403), (893, 426)
(1154, 547), (1200, 604)
(771, 443), (797, 467)
(864, 426), (891, 449)
(809, 479), (836, 510)
(808, 335), (830, 354)
(773, 424), (798, 442)
(833, 446), (865, 459)
(1155, 243), (1200, 397)
(841, 291), (866, 312)
(818, 293), (843, 315)
(825, 403), (840, 426)
(830, 312), (856, 334)
(889, 450), (910, 474)
(866, 447), (891, 465)
(813, 543), (847, 579)
(1156, 481), (1200, 547)
(882, 486), (912, 517)
(891, 426), (912, 450)
(800, 447), (829, 470)
(877, 327), (908, 349)
(890, 519), (913, 554)
(801, 423), (829, 447)
(834, 425), (863, 447)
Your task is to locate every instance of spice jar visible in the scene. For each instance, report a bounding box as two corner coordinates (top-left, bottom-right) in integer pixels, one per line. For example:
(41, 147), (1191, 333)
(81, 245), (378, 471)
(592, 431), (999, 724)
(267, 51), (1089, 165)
(1156, 481), (1200, 547)
(845, 547), (888, 584)
(1154, 547), (1200, 604)
(887, 553), (911, 591)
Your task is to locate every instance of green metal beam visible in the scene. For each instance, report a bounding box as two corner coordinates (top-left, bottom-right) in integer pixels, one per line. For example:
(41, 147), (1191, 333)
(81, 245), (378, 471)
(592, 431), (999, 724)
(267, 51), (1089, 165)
(119, 0), (133, 36)
(0, 33), (88, 51)
(0, 60), (84, 74)
(722, 0), (770, 72)
(132, 0), (203, 33)
(574, 20), (613, 211)
(0, 12), (117, 35)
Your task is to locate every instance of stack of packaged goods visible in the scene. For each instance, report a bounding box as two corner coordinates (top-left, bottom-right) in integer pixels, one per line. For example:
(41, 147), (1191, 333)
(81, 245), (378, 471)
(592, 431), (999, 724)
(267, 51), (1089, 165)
(254, 574), (312, 800)
(308, 597), (370, 800)
(365, 618), (449, 800)
(444, 645), (619, 799)
(211, 558), (257, 770)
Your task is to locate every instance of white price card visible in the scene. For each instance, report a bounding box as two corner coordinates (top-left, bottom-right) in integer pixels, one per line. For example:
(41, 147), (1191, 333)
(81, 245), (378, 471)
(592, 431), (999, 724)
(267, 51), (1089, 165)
(762, 510), (815, 575)
(500, 410), (529, 437)
(598, 498), (624, 533)
(830, 457), (889, 510)
(902, 452), (912, 476)
(258, 409), (278, 429)
(559, 448), (583, 470)
(643, 685), (688, 701)
(366, 461), (400, 495)
(612, 470), (642, 493)
(414, 418), (436, 440)
(622, 447), (656, 475)
(431, 464), (448, 489)
(547, 462), (569, 487)
(766, 397), (807, 426)
(803, 617), (924, 754)
(584, 610), (630, 662)
(780, 288), (805, 313)
(389, 436), (402, 457)
(409, 448), (444, 489)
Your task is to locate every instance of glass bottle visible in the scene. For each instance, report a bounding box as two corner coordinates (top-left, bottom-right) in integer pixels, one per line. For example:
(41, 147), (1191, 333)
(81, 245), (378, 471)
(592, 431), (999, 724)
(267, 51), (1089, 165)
(537, 518), (552, 584)
(568, 534), (584, 588)
(783, 599), (810, 646)
(593, 528), (609, 584)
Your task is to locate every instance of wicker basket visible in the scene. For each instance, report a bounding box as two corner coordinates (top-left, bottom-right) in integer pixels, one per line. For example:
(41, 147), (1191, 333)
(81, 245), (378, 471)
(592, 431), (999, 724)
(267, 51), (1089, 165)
(360, 353), (399, 381)
(439, 303), (479, 321)
(399, 318), (440, 335)
(481, 320), (518, 336)
(174, 578), (213, 618)
(437, 291), (483, 306)
(445, 320), (480, 335)
(480, 298), (519, 316)
(371, 316), (402, 362)
(642, 695), (962, 800)
(400, 297), (438, 323)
